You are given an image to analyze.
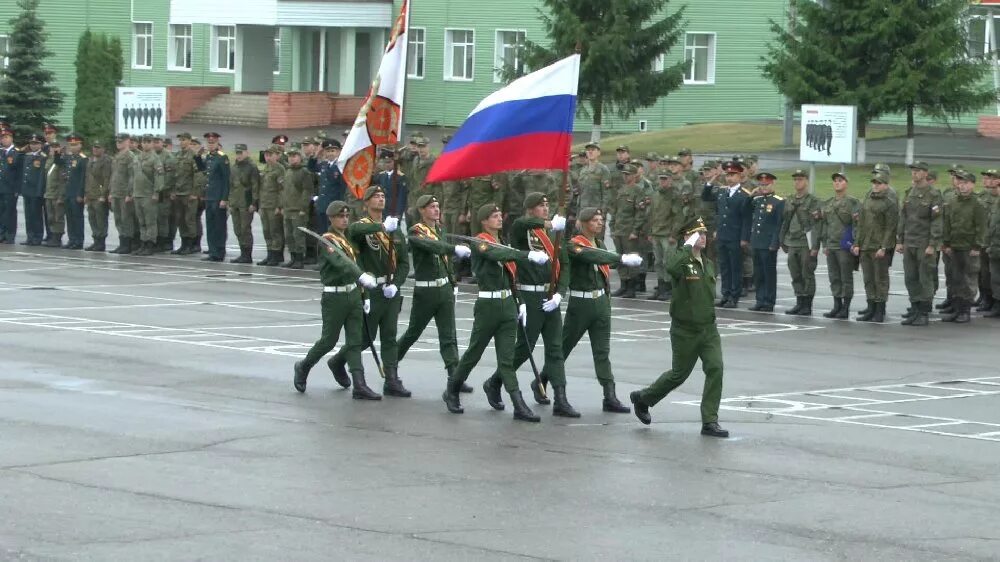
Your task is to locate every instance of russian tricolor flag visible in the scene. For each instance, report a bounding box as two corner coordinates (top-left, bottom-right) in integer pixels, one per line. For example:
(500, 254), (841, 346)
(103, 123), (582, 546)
(424, 54), (580, 184)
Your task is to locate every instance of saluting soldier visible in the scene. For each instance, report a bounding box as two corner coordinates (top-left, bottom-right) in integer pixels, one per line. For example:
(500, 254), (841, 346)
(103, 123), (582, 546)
(703, 161), (752, 308)
(228, 143), (260, 264)
(644, 172), (690, 302)
(0, 125), (21, 243)
(977, 170), (999, 313)
(256, 145), (286, 266)
(279, 146), (315, 269)
(42, 137), (67, 247)
(83, 140), (112, 251)
(63, 133), (88, 250)
(194, 132), (231, 262)
(896, 162), (944, 326)
(132, 135), (164, 256)
(293, 201), (381, 397)
(395, 195), (474, 393)
(817, 172), (861, 319)
(747, 172), (784, 312)
(108, 133), (137, 254)
(19, 134), (46, 246)
(483, 193), (578, 417)
(630, 218), (729, 438)
(443, 203), (552, 421)
(780, 170), (822, 316)
(853, 173), (899, 323)
(940, 170), (987, 324)
(557, 207), (642, 414)
(610, 163), (646, 298)
(327, 186), (412, 397)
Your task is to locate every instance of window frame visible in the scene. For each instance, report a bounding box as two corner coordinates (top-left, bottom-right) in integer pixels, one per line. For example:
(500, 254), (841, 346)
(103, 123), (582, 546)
(0, 34), (10, 71)
(167, 23), (193, 72)
(683, 31), (716, 85)
(407, 26), (426, 79)
(132, 21), (154, 70)
(210, 25), (236, 73)
(443, 28), (475, 82)
(493, 29), (526, 83)
(273, 30), (281, 75)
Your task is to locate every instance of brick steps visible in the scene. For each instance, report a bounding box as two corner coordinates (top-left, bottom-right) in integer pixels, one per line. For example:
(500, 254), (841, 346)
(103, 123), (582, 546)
(185, 94), (270, 127)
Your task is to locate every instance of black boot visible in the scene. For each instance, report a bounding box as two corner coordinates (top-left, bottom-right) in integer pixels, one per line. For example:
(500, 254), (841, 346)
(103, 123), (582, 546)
(510, 391), (540, 422)
(171, 238), (188, 255)
(351, 372), (382, 400)
(483, 374), (505, 411)
(797, 296), (813, 316)
(857, 300), (876, 321)
(109, 237), (128, 254)
(857, 300), (872, 317)
(835, 297), (851, 319)
(935, 297), (952, 311)
(629, 390), (651, 425)
(326, 355), (352, 388)
(256, 250), (272, 266)
(442, 380), (464, 414)
(975, 296), (993, 312)
(85, 238), (105, 252)
(904, 302), (929, 326)
(289, 253), (304, 269)
(293, 360), (310, 393)
(985, 302), (1000, 318)
(303, 247), (318, 266)
(530, 376), (550, 405)
(601, 381), (630, 413)
(268, 250), (283, 266)
(636, 273), (647, 293)
(902, 302), (917, 319)
(621, 279), (637, 299)
(158, 237), (172, 252)
(701, 422), (730, 438)
(383, 366), (411, 398)
(45, 235), (62, 248)
(823, 297), (843, 318)
(939, 302), (956, 315)
(953, 299), (971, 324)
(871, 301), (886, 323)
(657, 281), (672, 302)
(974, 294), (983, 308)
(133, 240), (153, 256)
(552, 385), (580, 418)
(647, 279), (663, 301)
(612, 279), (629, 297)
(941, 298), (961, 322)
(230, 247), (253, 264)
(785, 296), (803, 315)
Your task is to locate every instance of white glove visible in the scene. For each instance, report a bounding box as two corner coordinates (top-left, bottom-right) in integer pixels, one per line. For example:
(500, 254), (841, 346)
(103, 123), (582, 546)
(382, 284), (398, 299)
(454, 245), (471, 258)
(454, 286), (460, 298)
(363, 299), (371, 314)
(358, 273), (377, 289)
(311, 195), (318, 202)
(527, 250), (550, 265)
(621, 253), (643, 267)
(541, 293), (562, 312)
(382, 216), (399, 233)
(550, 215), (567, 232)
(684, 232), (701, 247)
(517, 303), (528, 326)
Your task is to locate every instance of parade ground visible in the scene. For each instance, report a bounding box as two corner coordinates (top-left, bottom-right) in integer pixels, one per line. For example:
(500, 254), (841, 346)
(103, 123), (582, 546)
(2, 229), (999, 561)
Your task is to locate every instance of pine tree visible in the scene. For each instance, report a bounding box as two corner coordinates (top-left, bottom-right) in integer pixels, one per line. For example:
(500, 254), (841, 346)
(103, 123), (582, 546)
(73, 30), (119, 147)
(0, 0), (63, 141)
(509, 0), (688, 140)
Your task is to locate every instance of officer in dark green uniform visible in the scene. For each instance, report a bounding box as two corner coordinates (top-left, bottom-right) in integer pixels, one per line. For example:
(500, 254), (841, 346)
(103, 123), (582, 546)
(630, 218), (729, 438)
(194, 132), (231, 262)
(482, 193), (579, 417)
(940, 170), (987, 323)
(63, 133), (88, 250)
(444, 204), (552, 421)
(328, 186), (412, 397)
(555, 207), (641, 413)
(396, 195), (474, 393)
(748, 172), (784, 312)
(853, 173), (899, 323)
(294, 201), (381, 398)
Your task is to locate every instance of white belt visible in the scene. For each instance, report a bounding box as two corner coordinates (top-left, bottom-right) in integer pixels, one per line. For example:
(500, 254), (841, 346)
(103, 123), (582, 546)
(478, 290), (512, 299)
(323, 284), (356, 293)
(570, 289), (606, 299)
(414, 277), (450, 288)
(517, 284), (551, 292)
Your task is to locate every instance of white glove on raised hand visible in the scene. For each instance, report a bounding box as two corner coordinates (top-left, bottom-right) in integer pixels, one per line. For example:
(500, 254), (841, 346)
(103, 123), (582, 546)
(550, 215), (567, 232)
(382, 284), (399, 299)
(358, 273), (378, 289)
(517, 303), (528, 326)
(541, 293), (562, 312)
(382, 216), (399, 233)
(621, 253), (644, 267)
(454, 245), (472, 259)
(684, 232), (701, 247)
(527, 250), (550, 265)
(363, 299), (371, 314)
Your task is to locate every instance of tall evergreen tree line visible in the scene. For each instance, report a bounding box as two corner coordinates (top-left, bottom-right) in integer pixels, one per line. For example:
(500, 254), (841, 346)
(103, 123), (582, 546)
(75, 30), (123, 148)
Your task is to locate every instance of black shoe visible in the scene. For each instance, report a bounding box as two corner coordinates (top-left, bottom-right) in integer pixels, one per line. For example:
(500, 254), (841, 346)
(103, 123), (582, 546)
(483, 375), (505, 411)
(351, 372), (382, 400)
(382, 366), (411, 398)
(902, 304), (916, 319)
(748, 303), (767, 311)
(630, 391), (651, 425)
(823, 297), (843, 318)
(939, 304), (956, 315)
(621, 279), (637, 299)
(109, 237), (128, 254)
(133, 241), (153, 256)
(975, 298), (993, 312)
(256, 250), (274, 266)
(601, 382), (630, 413)
(797, 296), (814, 316)
(701, 422), (729, 438)
(857, 300), (876, 321)
(953, 303), (971, 324)
(510, 391), (540, 422)
(871, 302), (886, 323)
(230, 248), (253, 264)
(201, 255), (223, 262)
(722, 300), (737, 309)
(904, 302), (929, 326)
(45, 237), (62, 248)
(552, 385), (580, 418)
(985, 303), (1000, 318)
(293, 360), (309, 393)
(835, 297), (851, 319)
(459, 382), (473, 394)
(785, 296), (804, 315)
(935, 298), (952, 310)
(715, 298), (730, 308)
(172, 239), (189, 255)
(326, 355), (352, 388)
(442, 380), (464, 414)
(530, 377), (550, 405)
(857, 300), (873, 317)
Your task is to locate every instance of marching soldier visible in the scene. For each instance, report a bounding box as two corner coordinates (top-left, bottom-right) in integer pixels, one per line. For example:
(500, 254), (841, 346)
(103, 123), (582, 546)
(780, 170), (822, 316)
(940, 170), (987, 324)
(853, 173), (899, 323)
(279, 146), (315, 269)
(108, 133), (137, 254)
(132, 135), (164, 256)
(19, 134), (45, 246)
(610, 163), (646, 298)
(896, 162), (944, 326)
(396, 195), (474, 393)
(0, 125), (20, 243)
(703, 161), (752, 308)
(630, 218), (730, 438)
(747, 172), (783, 312)
(152, 136), (177, 252)
(256, 145), (286, 266)
(84, 140), (112, 251)
(443, 203), (552, 421)
(42, 137), (67, 247)
(644, 172), (689, 302)
(229, 143), (260, 264)
(978, 170), (999, 313)
(328, 186), (412, 397)
(818, 172), (861, 319)
(484, 193), (578, 417)
(63, 133), (88, 250)
(293, 201), (381, 397)
(557, 207), (642, 414)
(194, 132), (230, 262)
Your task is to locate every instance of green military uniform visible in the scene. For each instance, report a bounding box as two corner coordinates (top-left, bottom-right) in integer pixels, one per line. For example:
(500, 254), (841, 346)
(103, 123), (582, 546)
(108, 141), (137, 253)
(817, 182), (861, 317)
(171, 139), (199, 253)
(644, 173), (690, 301)
(229, 147), (261, 263)
(897, 171), (944, 325)
(406, 143), (437, 223)
(986, 179), (1000, 317)
(43, 151), (67, 242)
(154, 145), (176, 250)
(577, 158), (612, 214)
(192, 142), (208, 252)
(464, 176), (502, 236)
(630, 219), (728, 438)
(257, 148), (286, 265)
(979, 170), (999, 313)
(132, 146), (165, 254)
(441, 179), (467, 238)
(280, 152), (316, 267)
(779, 171), (822, 315)
(941, 171), (987, 322)
(855, 174), (899, 322)
(84, 148), (112, 250)
(610, 164), (646, 296)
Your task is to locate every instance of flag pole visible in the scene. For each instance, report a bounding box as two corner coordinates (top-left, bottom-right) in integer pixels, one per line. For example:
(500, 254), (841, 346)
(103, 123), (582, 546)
(549, 41), (582, 298)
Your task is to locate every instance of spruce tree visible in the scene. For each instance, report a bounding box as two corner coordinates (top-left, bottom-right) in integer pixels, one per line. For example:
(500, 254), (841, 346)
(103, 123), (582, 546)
(0, 0), (63, 140)
(74, 30), (119, 147)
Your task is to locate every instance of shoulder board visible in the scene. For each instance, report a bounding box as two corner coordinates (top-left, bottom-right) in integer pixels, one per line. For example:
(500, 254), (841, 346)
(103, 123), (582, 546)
(321, 233), (337, 241)
(753, 195), (763, 200)
(741, 188), (752, 196)
(359, 216), (374, 224)
(772, 195), (783, 201)
(80, 153), (88, 159)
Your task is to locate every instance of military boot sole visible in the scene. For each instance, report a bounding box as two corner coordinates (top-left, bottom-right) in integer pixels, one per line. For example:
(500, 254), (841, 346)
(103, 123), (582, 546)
(352, 389), (383, 400)
(602, 401), (631, 414)
(513, 410), (541, 422)
(383, 386), (412, 398)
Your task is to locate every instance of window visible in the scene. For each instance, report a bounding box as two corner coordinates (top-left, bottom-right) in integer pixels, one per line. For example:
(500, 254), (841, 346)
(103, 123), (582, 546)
(0, 35), (9, 71)
(967, 16), (999, 59)
(494, 30), (525, 82)
(211, 25), (236, 72)
(651, 53), (664, 73)
(444, 29), (474, 81)
(132, 22), (153, 69)
(273, 30), (280, 74)
(168, 24), (192, 70)
(407, 27), (425, 78)
(683, 32), (715, 84)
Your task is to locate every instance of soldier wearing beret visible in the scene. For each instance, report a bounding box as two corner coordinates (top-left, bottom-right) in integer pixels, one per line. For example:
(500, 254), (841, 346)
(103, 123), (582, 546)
(194, 132), (231, 262)
(630, 218), (730, 438)
(939, 170), (987, 323)
(703, 161), (752, 307)
(62, 133), (88, 250)
(278, 147), (316, 269)
(328, 186), (412, 397)
(747, 172), (783, 312)
(256, 145), (287, 266)
(780, 170), (822, 316)
(19, 134), (46, 246)
(852, 173), (899, 323)
(227, 143), (260, 264)
(294, 201), (381, 397)
(817, 172), (861, 319)
(896, 162), (944, 326)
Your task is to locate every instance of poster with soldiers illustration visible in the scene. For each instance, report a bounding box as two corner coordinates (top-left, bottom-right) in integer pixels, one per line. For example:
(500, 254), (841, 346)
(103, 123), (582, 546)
(799, 104), (857, 164)
(115, 87), (167, 136)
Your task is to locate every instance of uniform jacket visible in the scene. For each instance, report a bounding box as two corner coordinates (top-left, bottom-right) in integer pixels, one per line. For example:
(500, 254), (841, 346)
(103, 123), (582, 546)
(0, 145), (21, 194)
(855, 191), (899, 252)
(19, 151), (46, 198)
(64, 153), (88, 200)
(703, 183), (752, 243)
(779, 192), (821, 250)
(897, 184), (943, 249)
(195, 149), (231, 201)
(749, 193), (784, 250)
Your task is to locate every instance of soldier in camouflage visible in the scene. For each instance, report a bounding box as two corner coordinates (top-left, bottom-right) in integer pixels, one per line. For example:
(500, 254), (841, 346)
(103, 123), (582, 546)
(939, 170), (987, 323)
(896, 162), (944, 326)
(780, 170), (822, 316)
(610, 163), (647, 299)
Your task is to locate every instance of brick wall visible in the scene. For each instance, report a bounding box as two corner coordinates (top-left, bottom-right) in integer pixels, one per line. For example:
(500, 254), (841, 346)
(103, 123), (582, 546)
(978, 116), (1000, 139)
(268, 93), (365, 129)
(167, 87), (230, 122)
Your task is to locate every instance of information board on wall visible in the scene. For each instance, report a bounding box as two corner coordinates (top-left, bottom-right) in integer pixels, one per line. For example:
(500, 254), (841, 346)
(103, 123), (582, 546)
(116, 87), (167, 136)
(799, 104), (857, 164)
